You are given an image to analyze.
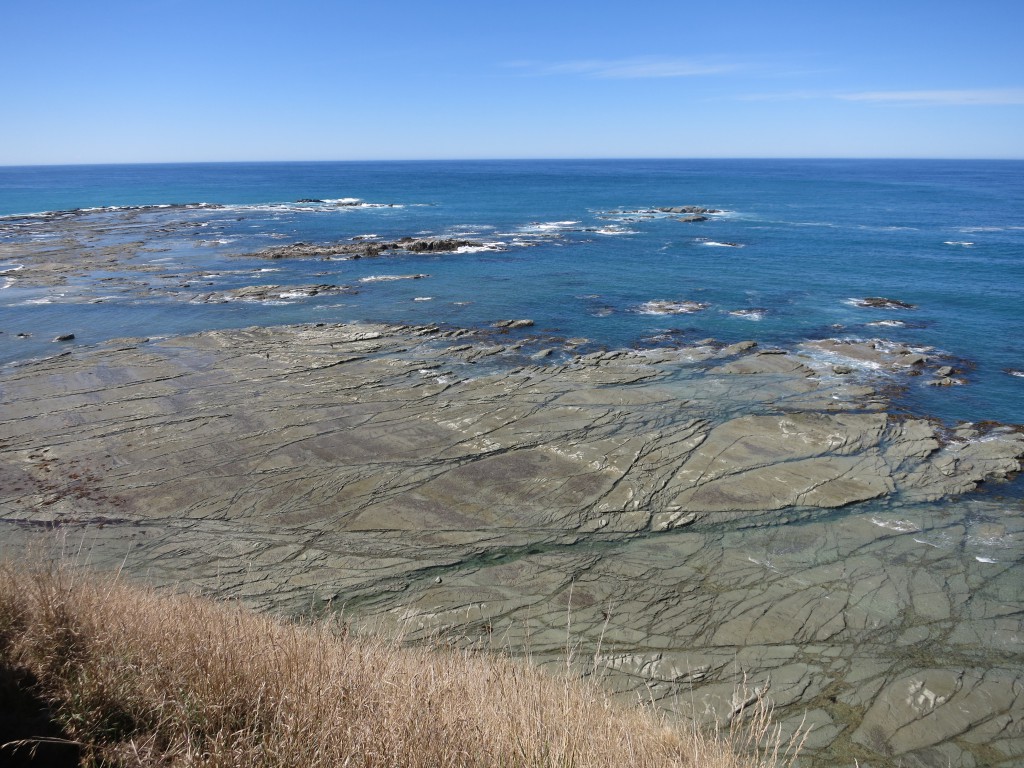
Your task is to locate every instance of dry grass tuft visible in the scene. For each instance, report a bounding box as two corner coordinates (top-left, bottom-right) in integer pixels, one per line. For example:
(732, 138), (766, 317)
(0, 562), (803, 767)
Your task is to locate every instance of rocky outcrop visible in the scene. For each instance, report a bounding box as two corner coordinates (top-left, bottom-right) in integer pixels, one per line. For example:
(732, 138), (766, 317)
(657, 206), (722, 214)
(188, 284), (355, 304)
(851, 297), (918, 310)
(253, 237), (488, 260)
(636, 300), (710, 314)
(493, 319), (534, 329)
(2, 324), (1022, 768)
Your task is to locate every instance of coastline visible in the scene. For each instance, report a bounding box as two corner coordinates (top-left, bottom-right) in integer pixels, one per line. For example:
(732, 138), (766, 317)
(2, 160), (1023, 766)
(2, 319), (1022, 766)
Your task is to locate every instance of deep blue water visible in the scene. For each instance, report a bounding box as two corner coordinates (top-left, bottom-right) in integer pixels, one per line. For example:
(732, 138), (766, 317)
(1, 159), (1022, 425)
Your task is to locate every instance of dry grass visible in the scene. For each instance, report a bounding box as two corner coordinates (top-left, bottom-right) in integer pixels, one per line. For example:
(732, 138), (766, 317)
(0, 561), (804, 767)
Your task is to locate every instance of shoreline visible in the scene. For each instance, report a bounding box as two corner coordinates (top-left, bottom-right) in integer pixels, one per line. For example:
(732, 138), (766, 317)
(2, 162), (1024, 765)
(2, 319), (1022, 766)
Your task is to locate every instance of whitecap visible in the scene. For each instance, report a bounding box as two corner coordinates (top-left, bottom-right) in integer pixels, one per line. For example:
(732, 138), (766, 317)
(520, 220), (580, 234)
(636, 300), (710, 315)
(22, 294), (66, 305)
(592, 226), (638, 236)
(701, 241), (744, 248)
(413, 297), (433, 301)
(359, 274), (429, 283)
(976, 556), (999, 564)
(0, 263), (25, 274)
(729, 309), (765, 321)
(943, 241), (974, 246)
(871, 517), (919, 533)
(454, 242), (506, 253)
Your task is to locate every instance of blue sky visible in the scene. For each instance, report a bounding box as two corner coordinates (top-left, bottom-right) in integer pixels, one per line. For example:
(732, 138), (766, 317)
(4, 0), (1023, 163)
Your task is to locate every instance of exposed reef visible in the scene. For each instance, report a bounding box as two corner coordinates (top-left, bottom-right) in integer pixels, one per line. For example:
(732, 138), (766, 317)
(251, 237), (489, 260)
(2, 322), (1022, 767)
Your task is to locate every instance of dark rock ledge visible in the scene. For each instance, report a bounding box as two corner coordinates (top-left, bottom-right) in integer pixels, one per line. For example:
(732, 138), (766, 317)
(250, 237), (489, 261)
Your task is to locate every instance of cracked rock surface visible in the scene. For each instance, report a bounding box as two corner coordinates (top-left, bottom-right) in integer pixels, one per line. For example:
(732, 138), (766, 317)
(2, 322), (1022, 767)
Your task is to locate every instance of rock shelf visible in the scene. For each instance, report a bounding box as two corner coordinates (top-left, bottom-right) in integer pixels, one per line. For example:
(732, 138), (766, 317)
(2, 322), (1022, 766)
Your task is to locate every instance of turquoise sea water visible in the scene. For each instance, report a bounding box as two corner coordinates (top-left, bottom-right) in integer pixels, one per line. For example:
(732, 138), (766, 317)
(1, 159), (1022, 425)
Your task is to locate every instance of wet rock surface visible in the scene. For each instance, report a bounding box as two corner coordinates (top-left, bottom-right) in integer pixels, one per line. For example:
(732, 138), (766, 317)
(1, 321), (1022, 767)
(188, 283), (356, 304)
(851, 297), (918, 310)
(252, 237), (487, 260)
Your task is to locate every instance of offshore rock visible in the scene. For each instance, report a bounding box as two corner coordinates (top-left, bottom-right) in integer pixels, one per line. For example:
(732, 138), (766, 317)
(189, 284), (355, 304)
(252, 237), (486, 260)
(851, 296), (918, 310)
(657, 206), (722, 214)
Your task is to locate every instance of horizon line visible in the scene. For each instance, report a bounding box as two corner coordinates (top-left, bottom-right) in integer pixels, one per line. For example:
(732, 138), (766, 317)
(3, 155), (1024, 169)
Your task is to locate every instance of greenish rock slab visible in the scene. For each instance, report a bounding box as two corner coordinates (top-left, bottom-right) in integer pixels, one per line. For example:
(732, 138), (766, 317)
(2, 322), (1023, 768)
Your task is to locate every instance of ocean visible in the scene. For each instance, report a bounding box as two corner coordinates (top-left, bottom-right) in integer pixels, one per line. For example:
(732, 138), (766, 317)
(1, 159), (1022, 426)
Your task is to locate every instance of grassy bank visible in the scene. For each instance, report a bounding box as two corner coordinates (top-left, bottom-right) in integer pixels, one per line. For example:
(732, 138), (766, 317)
(0, 562), (801, 767)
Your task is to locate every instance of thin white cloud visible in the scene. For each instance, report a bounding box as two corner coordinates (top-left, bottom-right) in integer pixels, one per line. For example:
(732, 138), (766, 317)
(509, 56), (739, 79)
(838, 88), (1024, 106)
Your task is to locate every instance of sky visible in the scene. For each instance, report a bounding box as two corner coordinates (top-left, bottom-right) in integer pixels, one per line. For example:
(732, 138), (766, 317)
(3, 0), (1024, 164)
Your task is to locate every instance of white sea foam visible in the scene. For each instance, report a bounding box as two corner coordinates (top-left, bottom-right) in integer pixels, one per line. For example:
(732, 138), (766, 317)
(943, 241), (974, 246)
(636, 300), (710, 315)
(701, 240), (744, 248)
(0, 263), (25, 274)
(976, 556), (999, 564)
(23, 294), (66, 305)
(220, 199), (405, 216)
(359, 274), (429, 283)
(520, 220), (580, 234)
(871, 517), (919, 533)
(413, 297), (433, 301)
(1, 278), (14, 290)
(728, 309), (765, 321)
(866, 320), (906, 328)
(592, 226), (637, 235)
(454, 242), (506, 253)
